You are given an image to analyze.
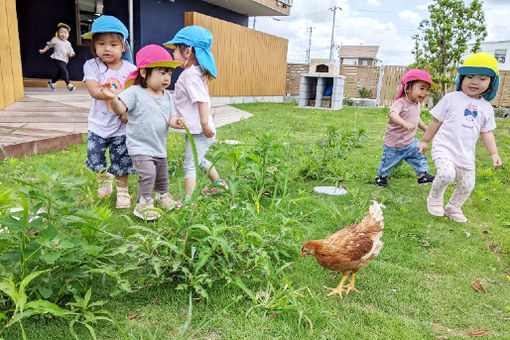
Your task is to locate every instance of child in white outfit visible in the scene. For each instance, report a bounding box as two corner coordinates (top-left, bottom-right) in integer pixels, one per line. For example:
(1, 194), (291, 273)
(418, 53), (503, 223)
(101, 44), (184, 221)
(164, 26), (229, 203)
(39, 23), (76, 91)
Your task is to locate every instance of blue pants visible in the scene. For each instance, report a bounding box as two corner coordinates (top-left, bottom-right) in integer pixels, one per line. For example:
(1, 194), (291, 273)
(376, 139), (429, 177)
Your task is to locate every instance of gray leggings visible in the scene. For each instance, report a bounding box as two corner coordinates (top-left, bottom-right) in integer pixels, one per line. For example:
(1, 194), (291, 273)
(183, 134), (215, 179)
(131, 155), (168, 200)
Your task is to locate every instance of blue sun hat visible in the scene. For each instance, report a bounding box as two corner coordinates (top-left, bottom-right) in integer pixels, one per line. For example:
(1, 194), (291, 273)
(163, 25), (217, 78)
(82, 15), (133, 63)
(456, 52), (500, 101)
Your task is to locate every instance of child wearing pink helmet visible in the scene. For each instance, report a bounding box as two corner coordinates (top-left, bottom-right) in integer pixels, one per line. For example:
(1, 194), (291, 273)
(375, 69), (437, 187)
(101, 44), (183, 221)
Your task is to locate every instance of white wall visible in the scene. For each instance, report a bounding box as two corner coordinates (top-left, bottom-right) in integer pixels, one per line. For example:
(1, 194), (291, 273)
(464, 41), (510, 70)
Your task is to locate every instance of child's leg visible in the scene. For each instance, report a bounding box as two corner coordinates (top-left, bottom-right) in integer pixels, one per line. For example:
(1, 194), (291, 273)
(154, 157), (169, 195)
(447, 167), (475, 208)
(85, 132), (112, 197)
(429, 158), (455, 199)
(376, 144), (406, 177)
(404, 139), (430, 175)
(107, 135), (136, 207)
(131, 155), (156, 201)
(50, 59), (61, 84)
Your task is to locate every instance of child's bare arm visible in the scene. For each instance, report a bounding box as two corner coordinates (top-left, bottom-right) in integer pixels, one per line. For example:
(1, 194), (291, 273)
(418, 118), (428, 131)
(480, 131), (502, 169)
(85, 79), (112, 100)
(39, 45), (50, 54)
(99, 83), (127, 116)
(418, 117), (442, 154)
(389, 111), (415, 131)
(198, 102), (215, 138)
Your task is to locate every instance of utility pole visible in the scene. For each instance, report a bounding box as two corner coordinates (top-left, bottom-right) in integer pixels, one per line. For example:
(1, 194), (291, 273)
(329, 6), (341, 60)
(252, 17), (256, 30)
(306, 26), (313, 63)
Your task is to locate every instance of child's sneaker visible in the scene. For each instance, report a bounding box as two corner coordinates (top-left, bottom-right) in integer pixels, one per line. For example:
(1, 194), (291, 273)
(48, 81), (56, 91)
(201, 179), (229, 195)
(133, 197), (160, 221)
(374, 176), (388, 187)
(418, 173), (435, 185)
(155, 192), (176, 210)
(67, 84), (75, 91)
(427, 195), (444, 217)
(444, 203), (467, 223)
(116, 188), (131, 209)
(97, 173), (114, 198)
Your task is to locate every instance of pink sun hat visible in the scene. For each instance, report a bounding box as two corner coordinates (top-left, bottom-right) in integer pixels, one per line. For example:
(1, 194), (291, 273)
(396, 69), (438, 99)
(125, 44), (181, 88)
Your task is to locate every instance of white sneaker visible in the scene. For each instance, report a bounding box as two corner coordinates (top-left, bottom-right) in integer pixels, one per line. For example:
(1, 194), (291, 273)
(133, 197), (160, 221)
(67, 84), (75, 91)
(155, 192), (176, 210)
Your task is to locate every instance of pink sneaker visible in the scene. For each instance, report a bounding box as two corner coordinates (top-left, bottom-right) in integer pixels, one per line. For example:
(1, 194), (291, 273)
(444, 204), (467, 223)
(427, 195), (444, 217)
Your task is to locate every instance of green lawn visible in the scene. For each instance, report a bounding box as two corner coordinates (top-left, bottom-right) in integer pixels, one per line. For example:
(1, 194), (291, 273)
(1, 103), (509, 339)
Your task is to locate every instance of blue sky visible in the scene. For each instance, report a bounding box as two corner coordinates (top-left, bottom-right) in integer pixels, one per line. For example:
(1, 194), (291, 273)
(252, 0), (510, 65)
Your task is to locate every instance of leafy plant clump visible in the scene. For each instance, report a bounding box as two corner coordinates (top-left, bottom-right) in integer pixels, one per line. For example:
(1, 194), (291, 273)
(357, 87), (373, 99)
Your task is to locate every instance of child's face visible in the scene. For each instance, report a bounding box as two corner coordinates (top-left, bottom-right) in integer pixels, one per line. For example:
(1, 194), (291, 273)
(461, 75), (491, 99)
(172, 46), (192, 68)
(406, 80), (431, 103)
(143, 67), (172, 93)
(57, 27), (70, 41)
(93, 33), (124, 65)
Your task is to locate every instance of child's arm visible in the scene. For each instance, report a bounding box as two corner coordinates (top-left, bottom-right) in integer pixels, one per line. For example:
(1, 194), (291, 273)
(99, 83), (127, 116)
(198, 102), (215, 138)
(85, 79), (114, 100)
(389, 111), (415, 131)
(39, 45), (51, 54)
(418, 117), (442, 154)
(480, 131), (502, 169)
(418, 119), (428, 131)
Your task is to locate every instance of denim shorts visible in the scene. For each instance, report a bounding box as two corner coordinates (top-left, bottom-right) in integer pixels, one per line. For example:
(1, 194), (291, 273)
(376, 139), (429, 177)
(85, 131), (136, 176)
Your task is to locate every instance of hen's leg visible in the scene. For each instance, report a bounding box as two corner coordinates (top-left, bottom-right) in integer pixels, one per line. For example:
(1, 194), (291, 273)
(343, 272), (360, 295)
(323, 272), (350, 299)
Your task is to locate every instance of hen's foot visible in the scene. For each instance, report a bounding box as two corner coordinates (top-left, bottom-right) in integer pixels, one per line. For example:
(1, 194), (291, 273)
(323, 285), (347, 299)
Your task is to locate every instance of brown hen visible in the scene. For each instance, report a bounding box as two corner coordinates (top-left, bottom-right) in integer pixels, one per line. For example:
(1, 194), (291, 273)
(301, 201), (384, 299)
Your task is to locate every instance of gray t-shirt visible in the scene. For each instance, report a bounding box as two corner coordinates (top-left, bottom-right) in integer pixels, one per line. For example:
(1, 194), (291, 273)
(118, 85), (176, 158)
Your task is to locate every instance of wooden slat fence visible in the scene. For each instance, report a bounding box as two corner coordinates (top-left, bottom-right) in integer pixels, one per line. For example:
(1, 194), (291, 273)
(0, 0), (24, 110)
(378, 65), (408, 107)
(185, 12), (288, 97)
(340, 65), (379, 99)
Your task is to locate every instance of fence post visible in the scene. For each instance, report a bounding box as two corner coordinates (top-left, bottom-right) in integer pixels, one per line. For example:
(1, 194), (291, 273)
(376, 65), (384, 107)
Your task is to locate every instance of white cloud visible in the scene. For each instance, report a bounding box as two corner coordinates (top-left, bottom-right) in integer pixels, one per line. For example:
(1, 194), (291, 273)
(367, 0), (381, 6)
(398, 10), (422, 27)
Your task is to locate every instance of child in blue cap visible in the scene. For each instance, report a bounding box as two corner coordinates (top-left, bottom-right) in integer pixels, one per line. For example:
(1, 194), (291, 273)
(82, 15), (137, 209)
(164, 26), (228, 203)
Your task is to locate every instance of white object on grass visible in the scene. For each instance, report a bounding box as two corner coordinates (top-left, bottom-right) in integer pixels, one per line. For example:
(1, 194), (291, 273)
(313, 186), (348, 196)
(223, 139), (243, 145)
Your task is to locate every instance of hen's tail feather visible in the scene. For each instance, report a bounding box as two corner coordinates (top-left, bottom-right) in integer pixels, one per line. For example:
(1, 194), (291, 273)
(369, 200), (384, 224)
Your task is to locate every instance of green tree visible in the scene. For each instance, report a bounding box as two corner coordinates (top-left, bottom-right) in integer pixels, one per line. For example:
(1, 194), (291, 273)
(411, 0), (487, 97)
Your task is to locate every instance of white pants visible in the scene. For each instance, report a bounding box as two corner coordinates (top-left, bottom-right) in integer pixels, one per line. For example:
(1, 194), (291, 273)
(183, 134), (215, 179)
(429, 158), (475, 208)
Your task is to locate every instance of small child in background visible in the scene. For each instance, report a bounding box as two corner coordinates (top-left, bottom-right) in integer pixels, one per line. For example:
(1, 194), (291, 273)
(39, 23), (76, 91)
(418, 53), (502, 223)
(101, 44), (184, 220)
(374, 69), (437, 187)
(163, 26), (228, 202)
(82, 15), (137, 209)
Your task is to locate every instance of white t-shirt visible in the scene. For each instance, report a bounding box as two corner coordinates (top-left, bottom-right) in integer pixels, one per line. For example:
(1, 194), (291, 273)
(430, 91), (496, 170)
(173, 65), (215, 135)
(83, 58), (137, 138)
(47, 37), (75, 63)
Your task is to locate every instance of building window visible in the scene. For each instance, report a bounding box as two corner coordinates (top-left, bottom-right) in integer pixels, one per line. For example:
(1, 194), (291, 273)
(495, 49), (506, 63)
(75, 0), (103, 46)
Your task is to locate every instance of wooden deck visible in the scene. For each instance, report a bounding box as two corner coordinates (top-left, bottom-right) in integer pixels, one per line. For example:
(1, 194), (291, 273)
(0, 87), (253, 160)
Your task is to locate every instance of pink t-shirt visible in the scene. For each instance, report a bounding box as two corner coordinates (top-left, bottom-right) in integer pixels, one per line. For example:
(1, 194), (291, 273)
(383, 97), (421, 148)
(430, 91), (496, 170)
(173, 65), (215, 135)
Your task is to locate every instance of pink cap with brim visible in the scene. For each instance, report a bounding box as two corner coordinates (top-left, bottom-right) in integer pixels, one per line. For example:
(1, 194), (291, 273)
(396, 69), (438, 100)
(125, 44), (181, 88)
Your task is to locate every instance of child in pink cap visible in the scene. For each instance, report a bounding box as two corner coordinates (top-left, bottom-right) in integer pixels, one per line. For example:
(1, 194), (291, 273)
(375, 69), (437, 187)
(101, 44), (183, 221)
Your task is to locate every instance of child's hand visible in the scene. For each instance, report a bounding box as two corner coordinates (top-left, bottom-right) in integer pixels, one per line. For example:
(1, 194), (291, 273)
(492, 154), (502, 169)
(418, 141), (428, 154)
(202, 124), (215, 138)
(176, 118), (185, 128)
(39, 49), (45, 54)
(119, 112), (128, 124)
(100, 83), (117, 99)
(403, 122), (415, 131)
